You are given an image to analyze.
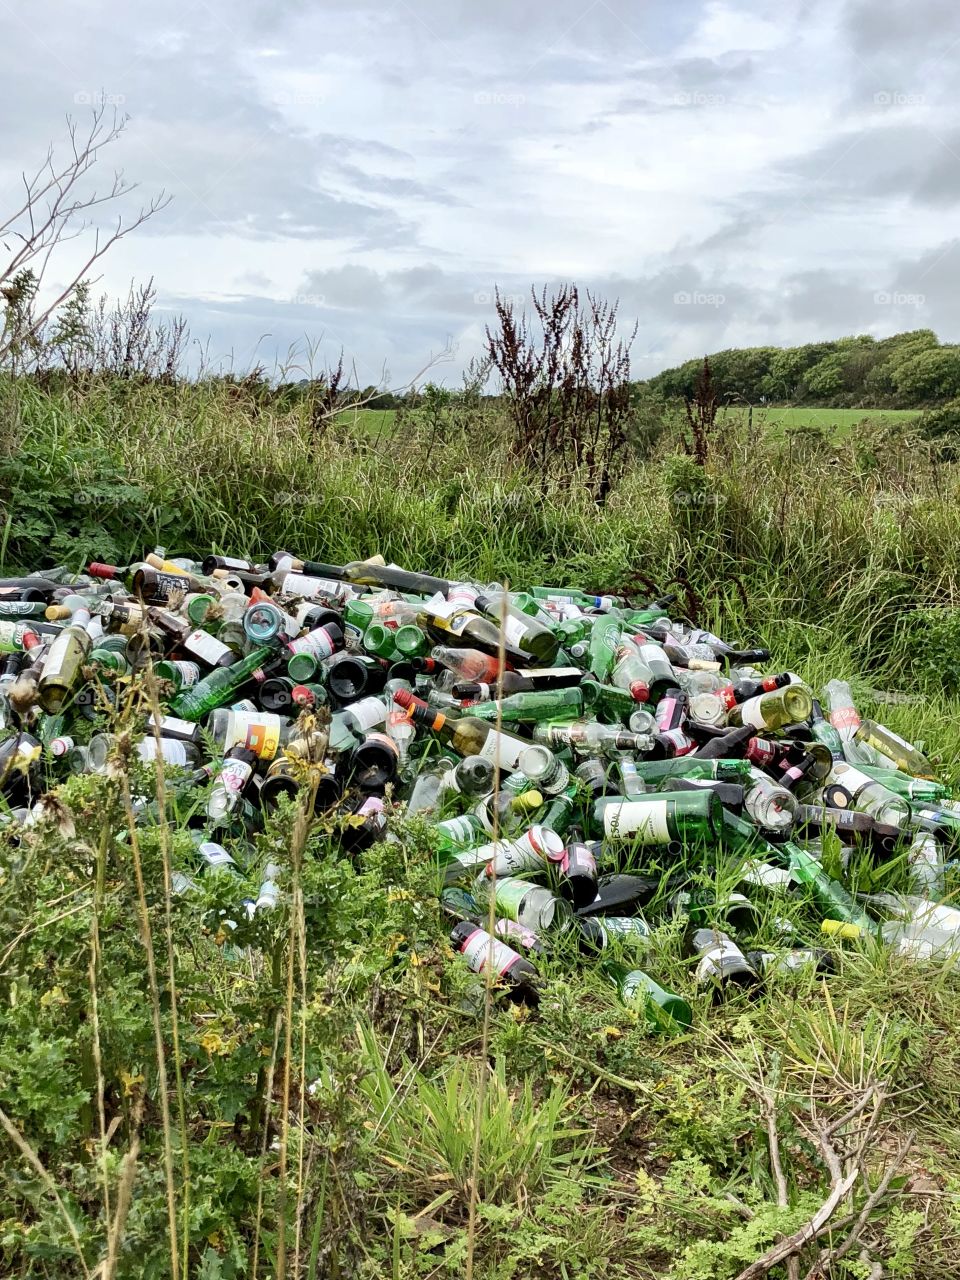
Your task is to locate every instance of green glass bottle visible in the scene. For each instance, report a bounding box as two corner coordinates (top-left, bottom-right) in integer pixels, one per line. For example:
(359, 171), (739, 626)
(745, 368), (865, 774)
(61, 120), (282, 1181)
(343, 598), (375, 635)
(475, 876), (572, 931)
(623, 605), (671, 625)
(169, 646), (275, 721)
(782, 842), (877, 935)
(853, 765), (947, 804)
(287, 650), (319, 682)
(555, 618), (590, 648)
(529, 586), (620, 610)
(606, 963), (691, 1029)
(633, 757), (752, 783)
(88, 647), (130, 674)
(474, 593), (560, 665)
(432, 812), (487, 855)
(539, 781), (580, 838)
(581, 679), (645, 723)
(596, 789), (722, 845)
(586, 615), (623, 683)
(393, 624), (428, 658)
(467, 686), (584, 724)
(418, 602), (525, 663)
(363, 623), (399, 661)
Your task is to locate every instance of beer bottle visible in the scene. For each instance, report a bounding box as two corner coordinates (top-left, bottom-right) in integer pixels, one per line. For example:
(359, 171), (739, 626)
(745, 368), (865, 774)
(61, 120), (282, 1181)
(596, 789), (723, 846)
(689, 928), (760, 995)
(170, 646), (276, 720)
(606, 963), (692, 1028)
(450, 921), (539, 1004)
(466, 686), (584, 724)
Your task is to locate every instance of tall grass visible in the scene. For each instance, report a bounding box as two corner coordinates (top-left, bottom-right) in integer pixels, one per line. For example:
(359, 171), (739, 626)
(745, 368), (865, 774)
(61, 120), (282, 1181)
(2, 376), (958, 686)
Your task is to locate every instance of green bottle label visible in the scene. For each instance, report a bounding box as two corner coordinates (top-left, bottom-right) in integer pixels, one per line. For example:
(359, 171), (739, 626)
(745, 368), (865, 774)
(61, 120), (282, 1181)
(494, 877), (532, 919)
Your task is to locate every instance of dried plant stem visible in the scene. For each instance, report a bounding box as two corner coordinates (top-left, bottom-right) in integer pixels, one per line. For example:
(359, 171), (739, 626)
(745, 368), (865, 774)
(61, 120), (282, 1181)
(120, 772), (180, 1280)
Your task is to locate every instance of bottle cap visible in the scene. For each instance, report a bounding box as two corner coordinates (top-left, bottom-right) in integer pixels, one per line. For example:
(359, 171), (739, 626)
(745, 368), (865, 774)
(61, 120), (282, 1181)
(823, 783), (854, 809)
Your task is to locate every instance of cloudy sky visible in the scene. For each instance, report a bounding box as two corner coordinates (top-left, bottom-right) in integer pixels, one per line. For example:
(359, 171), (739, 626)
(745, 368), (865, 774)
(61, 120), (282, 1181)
(3, 0), (960, 385)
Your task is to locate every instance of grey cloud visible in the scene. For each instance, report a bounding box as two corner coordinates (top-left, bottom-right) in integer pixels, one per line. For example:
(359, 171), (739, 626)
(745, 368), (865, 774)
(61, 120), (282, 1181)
(782, 123), (960, 207)
(890, 239), (960, 328)
(844, 0), (960, 58)
(779, 270), (883, 327)
(5, 0), (960, 385)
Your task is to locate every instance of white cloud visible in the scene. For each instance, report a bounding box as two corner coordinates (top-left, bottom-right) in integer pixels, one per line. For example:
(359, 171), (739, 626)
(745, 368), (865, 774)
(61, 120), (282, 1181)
(0, 0), (958, 382)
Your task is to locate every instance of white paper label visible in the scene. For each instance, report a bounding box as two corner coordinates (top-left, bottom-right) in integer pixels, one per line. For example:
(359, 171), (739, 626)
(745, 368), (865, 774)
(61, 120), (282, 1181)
(459, 927), (518, 976)
(221, 759), (253, 793)
(288, 627), (337, 658)
(137, 738), (189, 766)
(477, 729), (526, 771)
(345, 697), (387, 733)
(426, 600), (458, 619)
(149, 714), (196, 740)
(502, 615), (528, 648)
(185, 629), (232, 666)
(602, 799), (671, 843)
(281, 572), (345, 600)
(695, 940), (746, 982)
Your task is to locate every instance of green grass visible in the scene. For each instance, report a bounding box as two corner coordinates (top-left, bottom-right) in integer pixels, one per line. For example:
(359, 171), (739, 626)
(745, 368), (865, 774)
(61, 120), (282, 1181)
(332, 406), (398, 436)
(718, 403), (921, 438)
(0, 375), (959, 1277)
(334, 404), (921, 446)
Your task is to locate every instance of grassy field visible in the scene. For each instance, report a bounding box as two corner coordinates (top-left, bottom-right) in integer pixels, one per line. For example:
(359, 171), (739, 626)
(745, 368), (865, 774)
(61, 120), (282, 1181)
(718, 404), (921, 438)
(0, 377), (959, 1278)
(335, 404), (923, 444)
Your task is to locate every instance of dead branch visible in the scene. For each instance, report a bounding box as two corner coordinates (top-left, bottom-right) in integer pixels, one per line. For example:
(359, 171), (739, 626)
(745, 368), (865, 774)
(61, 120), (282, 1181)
(733, 1164), (860, 1280)
(0, 105), (169, 368)
(716, 1040), (915, 1280)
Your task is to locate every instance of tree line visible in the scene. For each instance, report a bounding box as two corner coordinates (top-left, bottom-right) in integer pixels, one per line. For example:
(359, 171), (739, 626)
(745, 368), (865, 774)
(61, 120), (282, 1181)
(643, 330), (960, 407)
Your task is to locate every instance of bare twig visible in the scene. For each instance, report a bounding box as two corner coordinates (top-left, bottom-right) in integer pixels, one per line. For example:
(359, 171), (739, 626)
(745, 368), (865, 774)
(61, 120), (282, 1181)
(733, 1164), (860, 1280)
(805, 1133), (915, 1279)
(0, 106), (169, 369)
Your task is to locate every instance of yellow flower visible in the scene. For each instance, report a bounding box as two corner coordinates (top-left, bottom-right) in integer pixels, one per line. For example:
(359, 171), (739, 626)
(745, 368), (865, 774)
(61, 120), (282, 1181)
(199, 1030), (228, 1056)
(120, 1070), (145, 1097)
(634, 1168), (659, 1215)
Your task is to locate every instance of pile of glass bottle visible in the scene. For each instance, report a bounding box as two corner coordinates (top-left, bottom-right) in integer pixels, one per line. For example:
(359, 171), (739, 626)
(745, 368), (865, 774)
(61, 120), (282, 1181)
(1, 548), (958, 1029)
